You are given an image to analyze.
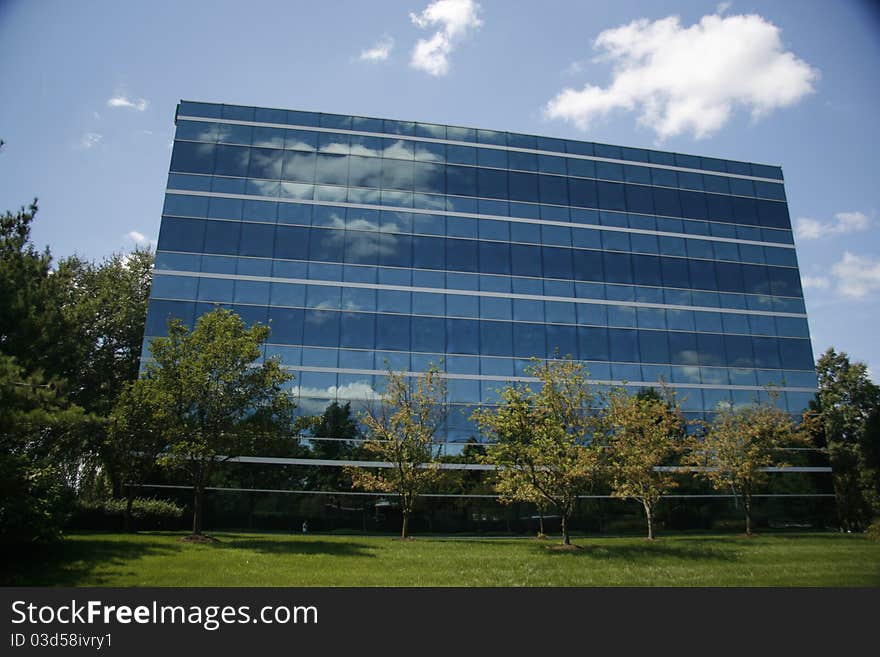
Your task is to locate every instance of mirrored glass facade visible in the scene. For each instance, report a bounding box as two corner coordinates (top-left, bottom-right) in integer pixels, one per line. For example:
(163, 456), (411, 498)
(145, 100), (817, 451)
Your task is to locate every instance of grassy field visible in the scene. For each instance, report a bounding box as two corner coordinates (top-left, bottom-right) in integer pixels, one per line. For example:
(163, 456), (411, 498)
(6, 531), (878, 587)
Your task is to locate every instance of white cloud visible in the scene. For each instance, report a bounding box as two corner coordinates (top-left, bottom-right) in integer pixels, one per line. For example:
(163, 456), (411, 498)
(831, 252), (880, 299)
(544, 11), (818, 140)
(360, 35), (394, 62)
(294, 382), (379, 401)
(801, 275), (830, 290)
(79, 132), (102, 150)
(411, 33), (450, 76)
(409, 0), (482, 76)
(127, 230), (149, 244)
(563, 61), (587, 77)
(107, 95), (149, 111)
(795, 211), (870, 240)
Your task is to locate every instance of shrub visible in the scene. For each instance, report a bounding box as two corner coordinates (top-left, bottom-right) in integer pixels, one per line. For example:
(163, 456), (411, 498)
(0, 461), (72, 547)
(867, 518), (880, 542)
(68, 498), (185, 531)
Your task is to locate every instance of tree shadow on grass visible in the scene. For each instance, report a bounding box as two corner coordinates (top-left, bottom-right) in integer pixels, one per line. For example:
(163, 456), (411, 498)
(2, 536), (178, 587)
(537, 540), (739, 562)
(216, 536), (376, 558)
(433, 536), (737, 561)
(753, 532), (863, 541)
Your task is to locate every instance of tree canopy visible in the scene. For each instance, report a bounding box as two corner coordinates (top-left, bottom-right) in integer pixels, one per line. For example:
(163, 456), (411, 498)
(603, 386), (686, 539)
(813, 348), (880, 530)
(0, 200), (73, 378)
(472, 358), (604, 546)
(59, 248), (153, 416)
(685, 399), (812, 535)
(0, 354), (88, 546)
(105, 377), (171, 531)
(146, 307), (297, 537)
(347, 367), (447, 539)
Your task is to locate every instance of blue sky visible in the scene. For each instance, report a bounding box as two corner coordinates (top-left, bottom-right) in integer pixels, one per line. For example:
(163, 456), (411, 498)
(1, 0), (878, 373)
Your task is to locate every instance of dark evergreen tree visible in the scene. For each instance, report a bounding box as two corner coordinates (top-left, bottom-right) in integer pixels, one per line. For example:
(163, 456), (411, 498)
(812, 348), (880, 530)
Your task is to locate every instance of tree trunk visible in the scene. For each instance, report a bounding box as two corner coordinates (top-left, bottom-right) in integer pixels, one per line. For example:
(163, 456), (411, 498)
(401, 509), (409, 539)
(561, 514), (570, 545)
(644, 501), (654, 540)
(124, 491), (135, 533)
(192, 485), (204, 535)
(539, 509), (545, 536)
(744, 493), (752, 536)
(109, 470), (122, 499)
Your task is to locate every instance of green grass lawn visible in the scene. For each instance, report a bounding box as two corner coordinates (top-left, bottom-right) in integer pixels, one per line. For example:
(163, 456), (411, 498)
(6, 531), (879, 587)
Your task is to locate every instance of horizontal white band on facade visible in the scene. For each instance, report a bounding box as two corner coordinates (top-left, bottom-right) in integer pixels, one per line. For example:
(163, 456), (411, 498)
(157, 268), (809, 319)
(138, 351), (815, 393)
(280, 364), (817, 394)
(136, 483), (834, 499)
(177, 114), (784, 184)
(166, 188), (796, 251)
(172, 136), (786, 211)
(299, 436), (824, 452)
(139, 455), (832, 473)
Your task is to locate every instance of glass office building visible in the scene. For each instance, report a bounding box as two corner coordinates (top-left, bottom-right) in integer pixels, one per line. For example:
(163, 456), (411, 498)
(146, 100), (817, 455)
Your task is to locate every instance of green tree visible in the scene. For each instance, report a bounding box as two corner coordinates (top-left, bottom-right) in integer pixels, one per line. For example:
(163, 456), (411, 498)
(2, 194), (154, 497)
(1, 191), (152, 409)
(309, 400), (360, 484)
(1, 144), (150, 528)
(304, 401), (362, 523)
(0, 191), (93, 530)
(310, 401), (359, 451)
(862, 406), (880, 515)
(472, 359), (604, 547)
(105, 378), (170, 531)
(0, 354), (87, 546)
(456, 438), (491, 499)
(58, 249), (154, 498)
(685, 399), (812, 536)
(813, 348), (880, 531)
(436, 437), (493, 534)
(59, 249), (153, 416)
(346, 367), (447, 540)
(603, 387), (686, 540)
(0, 200), (74, 379)
(146, 308), (296, 538)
